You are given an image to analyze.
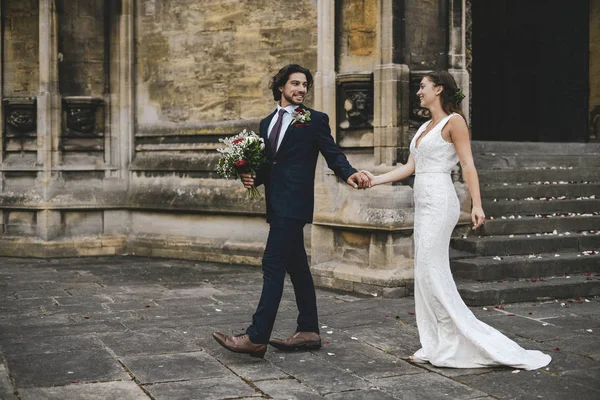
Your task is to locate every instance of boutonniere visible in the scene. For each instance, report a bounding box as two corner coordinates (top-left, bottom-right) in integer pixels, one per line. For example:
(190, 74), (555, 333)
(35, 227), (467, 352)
(291, 107), (311, 125)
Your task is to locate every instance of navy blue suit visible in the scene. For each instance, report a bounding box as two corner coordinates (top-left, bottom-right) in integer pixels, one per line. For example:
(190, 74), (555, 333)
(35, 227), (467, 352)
(245, 106), (357, 344)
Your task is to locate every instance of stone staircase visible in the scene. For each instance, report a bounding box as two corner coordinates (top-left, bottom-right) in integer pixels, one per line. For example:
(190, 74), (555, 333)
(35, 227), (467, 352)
(452, 142), (600, 306)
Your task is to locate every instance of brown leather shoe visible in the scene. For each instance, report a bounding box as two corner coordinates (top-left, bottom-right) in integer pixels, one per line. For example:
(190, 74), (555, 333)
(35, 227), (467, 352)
(212, 332), (267, 358)
(268, 332), (322, 351)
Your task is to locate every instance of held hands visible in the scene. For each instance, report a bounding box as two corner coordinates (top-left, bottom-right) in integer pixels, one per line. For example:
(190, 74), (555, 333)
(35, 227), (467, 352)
(472, 206), (485, 230)
(240, 173), (256, 189)
(347, 171), (372, 189)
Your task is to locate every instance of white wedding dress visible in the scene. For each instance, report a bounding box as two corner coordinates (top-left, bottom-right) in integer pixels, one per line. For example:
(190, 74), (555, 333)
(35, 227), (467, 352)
(410, 113), (551, 370)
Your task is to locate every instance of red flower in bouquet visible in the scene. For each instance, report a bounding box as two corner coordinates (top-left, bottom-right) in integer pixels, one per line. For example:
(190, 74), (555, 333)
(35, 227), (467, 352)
(235, 159), (249, 170)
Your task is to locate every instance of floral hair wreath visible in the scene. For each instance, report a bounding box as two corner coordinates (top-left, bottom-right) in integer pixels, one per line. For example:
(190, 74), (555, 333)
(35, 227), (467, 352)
(453, 88), (465, 104)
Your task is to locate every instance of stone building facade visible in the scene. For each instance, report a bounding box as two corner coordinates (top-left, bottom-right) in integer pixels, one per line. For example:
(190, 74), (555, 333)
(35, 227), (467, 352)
(1, 0), (598, 296)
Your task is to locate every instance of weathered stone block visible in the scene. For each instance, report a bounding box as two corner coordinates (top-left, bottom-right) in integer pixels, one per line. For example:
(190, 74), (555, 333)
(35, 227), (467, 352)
(6, 211), (36, 236)
(63, 211), (104, 237)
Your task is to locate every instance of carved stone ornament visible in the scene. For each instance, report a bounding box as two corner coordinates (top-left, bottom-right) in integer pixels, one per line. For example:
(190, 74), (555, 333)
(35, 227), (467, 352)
(7, 109), (36, 133)
(67, 106), (96, 134)
(337, 73), (373, 130)
(63, 97), (103, 137)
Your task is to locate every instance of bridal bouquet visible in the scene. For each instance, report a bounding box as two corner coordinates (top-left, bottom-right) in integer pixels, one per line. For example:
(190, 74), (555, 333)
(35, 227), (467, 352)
(216, 129), (267, 199)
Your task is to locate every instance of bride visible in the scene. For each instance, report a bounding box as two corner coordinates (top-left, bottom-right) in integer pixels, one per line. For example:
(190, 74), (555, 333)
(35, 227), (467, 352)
(362, 71), (551, 370)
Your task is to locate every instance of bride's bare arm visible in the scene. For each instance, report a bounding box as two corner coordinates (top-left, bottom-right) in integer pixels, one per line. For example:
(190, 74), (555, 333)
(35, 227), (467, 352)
(362, 155), (415, 187)
(446, 116), (485, 229)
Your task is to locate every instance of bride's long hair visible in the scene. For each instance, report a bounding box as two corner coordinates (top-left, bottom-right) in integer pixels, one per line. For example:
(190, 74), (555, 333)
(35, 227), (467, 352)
(424, 71), (465, 119)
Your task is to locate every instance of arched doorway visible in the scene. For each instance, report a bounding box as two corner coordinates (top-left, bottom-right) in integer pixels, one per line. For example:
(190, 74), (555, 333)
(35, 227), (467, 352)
(471, 0), (589, 142)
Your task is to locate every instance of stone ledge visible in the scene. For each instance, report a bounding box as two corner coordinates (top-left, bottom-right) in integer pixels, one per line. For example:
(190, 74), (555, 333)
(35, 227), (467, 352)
(311, 260), (413, 298)
(0, 234), (266, 266)
(0, 236), (126, 258)
(125, 235), (264, 266)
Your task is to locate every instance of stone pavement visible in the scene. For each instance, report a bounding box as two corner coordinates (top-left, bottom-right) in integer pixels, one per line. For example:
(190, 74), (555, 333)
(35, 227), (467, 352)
(0, 257), (599, 400)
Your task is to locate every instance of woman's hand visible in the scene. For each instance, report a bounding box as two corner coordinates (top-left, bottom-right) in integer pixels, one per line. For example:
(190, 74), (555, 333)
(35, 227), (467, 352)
(471, 206), (485, 230)
(360, 170), (376, 187)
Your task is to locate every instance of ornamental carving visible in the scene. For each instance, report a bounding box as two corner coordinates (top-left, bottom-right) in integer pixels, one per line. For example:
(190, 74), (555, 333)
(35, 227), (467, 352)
(7, 109), (36, 133)
(62, 98), (104, 137)
(66, 106), (96, 135)
(337, 74), (373, 130)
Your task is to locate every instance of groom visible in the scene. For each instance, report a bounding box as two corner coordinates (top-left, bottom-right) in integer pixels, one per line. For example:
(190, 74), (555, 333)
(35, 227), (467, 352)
(212, 64), (369, 358)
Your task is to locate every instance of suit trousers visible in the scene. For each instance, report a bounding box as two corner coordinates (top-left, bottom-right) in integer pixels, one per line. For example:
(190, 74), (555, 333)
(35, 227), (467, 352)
(246, 215), (319, 344)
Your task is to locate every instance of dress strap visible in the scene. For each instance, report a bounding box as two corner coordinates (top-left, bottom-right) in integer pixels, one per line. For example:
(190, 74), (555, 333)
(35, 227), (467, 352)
(438, 113), (458, 131)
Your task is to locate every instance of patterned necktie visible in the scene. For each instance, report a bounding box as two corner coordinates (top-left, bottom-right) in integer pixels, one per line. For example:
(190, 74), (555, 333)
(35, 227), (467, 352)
(269, 108), (287, 154)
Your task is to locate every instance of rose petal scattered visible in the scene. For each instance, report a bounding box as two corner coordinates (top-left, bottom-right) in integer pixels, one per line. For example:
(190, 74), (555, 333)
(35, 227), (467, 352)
(512, 369), (520, 374)
(327, 352), (335, 356)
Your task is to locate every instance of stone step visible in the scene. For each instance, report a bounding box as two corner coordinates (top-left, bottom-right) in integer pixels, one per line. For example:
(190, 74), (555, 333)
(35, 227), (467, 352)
(451, 232), (600, 257)
(475, 154), (600, 169)
(480, 182), (600, 199)
(483, 198), (600, 216)
(457, 274), (600, 306)
(451, 251), (600, 281)
(477, 168), (599, 184)
(481, 214), (600, 235)
(471, 141), (600, 155)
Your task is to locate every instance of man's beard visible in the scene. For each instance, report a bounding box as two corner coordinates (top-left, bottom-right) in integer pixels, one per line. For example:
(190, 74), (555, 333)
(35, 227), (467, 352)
(282, 92), (304, 106)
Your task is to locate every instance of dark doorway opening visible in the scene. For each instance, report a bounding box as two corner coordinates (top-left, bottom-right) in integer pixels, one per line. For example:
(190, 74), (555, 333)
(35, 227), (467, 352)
(471, 0), (589, 142)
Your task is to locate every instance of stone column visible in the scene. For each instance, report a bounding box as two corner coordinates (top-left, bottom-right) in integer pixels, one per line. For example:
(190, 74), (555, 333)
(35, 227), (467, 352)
(448, 0), (470, 122)
(314, 0), (337, 135)
(373, 0), (410, 166)
(311, 0), (414, 298)
(36, 0), (62, 240)
(111, 0), (135, 183)
(0, 2), (3, 174)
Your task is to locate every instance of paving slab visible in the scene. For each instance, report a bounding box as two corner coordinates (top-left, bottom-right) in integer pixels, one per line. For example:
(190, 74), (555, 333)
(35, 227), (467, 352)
(254, 378), (325, 399)
(458, 368), (600, 400)
(324, 389), (397, 399)
(0, 363), (18, 400)
(6, 349), (129, 388)
(265, 351), (370, 395)
(98, 328), (199, 356)
(120, 351), (228, 383)
(374, 372), (489, 400)
(18, 381), (149, 400)
(144, 376), (258, 400)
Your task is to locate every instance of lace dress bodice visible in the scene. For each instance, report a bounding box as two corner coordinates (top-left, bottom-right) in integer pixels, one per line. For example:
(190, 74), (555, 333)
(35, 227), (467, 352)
(410, 113), (459, 174)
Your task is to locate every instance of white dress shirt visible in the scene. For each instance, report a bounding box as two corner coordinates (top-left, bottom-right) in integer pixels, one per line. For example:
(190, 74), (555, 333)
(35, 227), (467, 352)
(267, 104), (297, 151)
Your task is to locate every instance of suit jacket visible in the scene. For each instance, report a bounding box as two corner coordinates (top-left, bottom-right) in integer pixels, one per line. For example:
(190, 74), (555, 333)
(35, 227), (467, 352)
(254, 106), (357, 223)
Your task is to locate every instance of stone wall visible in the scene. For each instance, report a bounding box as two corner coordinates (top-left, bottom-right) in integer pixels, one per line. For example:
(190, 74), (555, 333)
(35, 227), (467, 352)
(3, 0), (39, 96)
(590, 0), (600, 140)
(57, 0), (106, 96)
(0, 0), (320, 264)
(135, 0), (318, 125)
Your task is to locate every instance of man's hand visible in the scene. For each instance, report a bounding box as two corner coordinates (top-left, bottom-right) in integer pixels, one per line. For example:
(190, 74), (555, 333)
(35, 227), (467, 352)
(347, 171), (371, 189)
(241, 173), (256, 189)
